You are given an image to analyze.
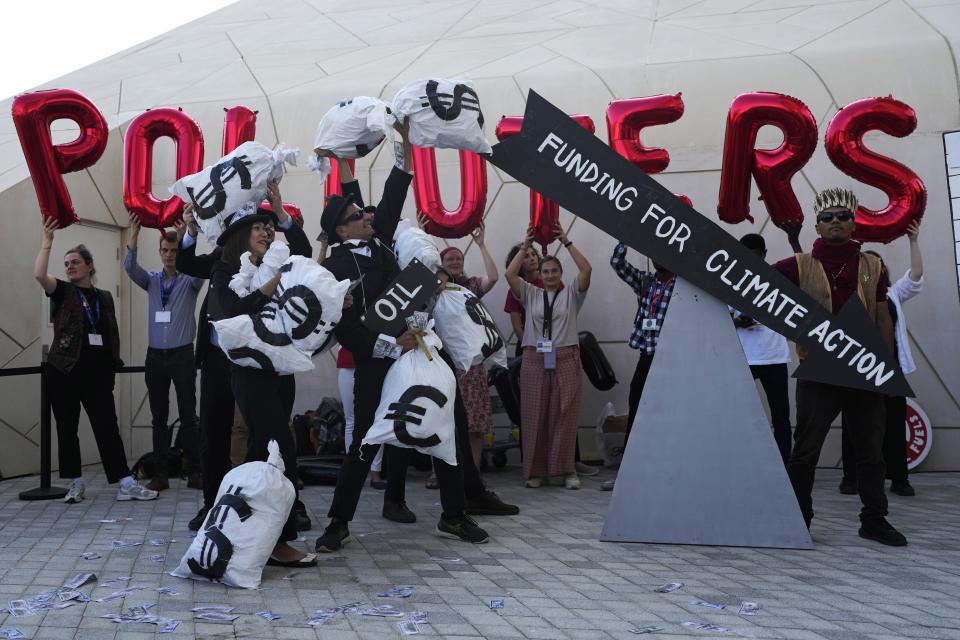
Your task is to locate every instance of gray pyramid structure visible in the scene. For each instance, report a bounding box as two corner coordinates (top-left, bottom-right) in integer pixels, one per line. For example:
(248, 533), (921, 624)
(601, 279), (812, 550)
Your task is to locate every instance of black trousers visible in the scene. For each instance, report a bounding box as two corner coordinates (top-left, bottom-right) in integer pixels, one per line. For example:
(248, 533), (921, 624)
(47, 350), (130, 483)
(841, 395), (908, 484)
(198, 348), (235, 509)
(625, 351), (654, 445)
(789, 380), (887, 524)
(145, 345), (199, 473)
(750, 363), (792, 466)
(231, 366), (299, 543)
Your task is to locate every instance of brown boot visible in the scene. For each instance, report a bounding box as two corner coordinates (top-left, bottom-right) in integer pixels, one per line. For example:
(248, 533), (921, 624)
(146, 476), (169, 492)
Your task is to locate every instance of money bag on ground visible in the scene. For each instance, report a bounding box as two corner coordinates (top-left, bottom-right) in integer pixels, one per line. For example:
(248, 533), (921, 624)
(214, 246), (350, 373)
(392, 77), (491, 154)
(308, 96), (396, 182)
(433, 284), (507, 371)
(172, 440), (294, 589)
(170, 141), (298, 243)
(393, 218), (441, 272)
(362, 329), (458, 466)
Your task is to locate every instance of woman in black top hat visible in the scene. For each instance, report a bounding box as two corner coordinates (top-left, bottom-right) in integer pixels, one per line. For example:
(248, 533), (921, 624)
(207, 188), (323, 567)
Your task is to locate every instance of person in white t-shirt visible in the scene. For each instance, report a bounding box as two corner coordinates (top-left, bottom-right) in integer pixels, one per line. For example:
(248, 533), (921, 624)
(732, 234), (792, 466)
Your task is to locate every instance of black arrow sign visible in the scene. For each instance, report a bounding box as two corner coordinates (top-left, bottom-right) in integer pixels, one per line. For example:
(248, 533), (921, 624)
(488, 91), (912, 397)
(362, 258), (439, 336)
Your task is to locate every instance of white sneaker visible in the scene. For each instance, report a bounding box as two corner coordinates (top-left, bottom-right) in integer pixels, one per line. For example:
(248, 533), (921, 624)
(565, 474), (581, 490)
(600, 479), (615, 491)
(524, 477), (543, 488)
(64, 482), (85, 504)
(117, 481), (158, 501)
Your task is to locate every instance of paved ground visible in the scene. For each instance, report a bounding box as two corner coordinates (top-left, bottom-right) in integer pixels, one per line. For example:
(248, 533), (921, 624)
(1, 465), (958, 640)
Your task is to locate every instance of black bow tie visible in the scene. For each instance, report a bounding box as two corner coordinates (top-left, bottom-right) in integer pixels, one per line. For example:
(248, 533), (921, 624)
(351, 241), (370, 249)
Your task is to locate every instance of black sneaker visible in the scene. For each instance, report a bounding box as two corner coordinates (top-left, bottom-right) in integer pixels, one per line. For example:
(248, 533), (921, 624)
(436, 514), (489, 544)
(890, 481), (915, 497)
(859, 517), (907, 546)
(382, 500), (416, 523)
(466, 490), (519, 516)
(188, 506), (210, 532)
(838, 478), (857, 495)
(315, 520), (351, 553)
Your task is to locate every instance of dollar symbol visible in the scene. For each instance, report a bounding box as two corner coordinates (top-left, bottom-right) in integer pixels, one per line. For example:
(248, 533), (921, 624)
(465, 295), (504, 358)
(187, 155), (254, 220)
(187, 487), (252, 580)
(421, 80), (484, 128)
(386, 385), (447, 447)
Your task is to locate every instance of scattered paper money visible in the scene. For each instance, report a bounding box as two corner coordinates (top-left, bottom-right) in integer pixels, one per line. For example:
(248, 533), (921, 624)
(654, 582), (683, 593)
(57, 589), (83, 603)
(282, 571), (302, 580)
(112, 540), (142, 549)
(192, 605), (235, 613)
(490, 599), (505, 609)
(407, 611), (428, 624)
(429, 555), (463, 564)
(52, 602), (76, 610)
(195, 612), (240, 622)
(682, 622), (731, 633)
(148, 538), (167, 546)
(63, 572), (96, 590)
(690, 599), (725, 610)
(99, 518), (133, 523)
(0, 628), (25, 639)
(80, 552), (100, 560)
(397, 619), (421, 635)
(98, 576), (133, 587)
(256, 611), (281, 621)
(6, 601), (30, 618)
(739, 601), (761, 616)
(159, 619), (181, 633)
(628, 626), (665, 635)
(155, 587), (180, 596)
(149, 554), (165, 563)
(357, 605), (404, 618)
(377, 585), (414, 598)
(96, 587), (144, 602)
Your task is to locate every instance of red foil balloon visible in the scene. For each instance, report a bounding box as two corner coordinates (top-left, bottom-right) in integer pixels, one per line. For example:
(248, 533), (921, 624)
(221, 106), (257, 155)
(495, 115), (595, 253)
(717, 92), (817, 227)
(825, 97), (926, 243)
(606, 94), (690, 206)
(11, 89), (109, 227)
(123, 108), (204, 229)
(412, 147), (487, 239)
(324, 158), (357, 199)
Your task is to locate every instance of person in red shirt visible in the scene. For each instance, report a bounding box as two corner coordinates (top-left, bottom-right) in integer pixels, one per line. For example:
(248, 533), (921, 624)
(772, 187), (905, 547)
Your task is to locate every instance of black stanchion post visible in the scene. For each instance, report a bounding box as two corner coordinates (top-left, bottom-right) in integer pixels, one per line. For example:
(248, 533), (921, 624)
(20, 346), (67, 501)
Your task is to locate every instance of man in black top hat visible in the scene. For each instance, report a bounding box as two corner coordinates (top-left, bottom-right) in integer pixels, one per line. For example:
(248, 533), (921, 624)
(315, 122), (516, 552)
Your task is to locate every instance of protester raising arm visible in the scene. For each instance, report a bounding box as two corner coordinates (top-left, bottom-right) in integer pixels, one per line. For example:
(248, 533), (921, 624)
(266, 180), (311, 258)
(123, 213), (151, 291)
(175, 204), (218, 279)
(557, 224), (591, 292)
(34, 217), (59, 295)
(505, 228), (535, 302)
(471, 221), (499, 294)
(906, 220), (923, 281)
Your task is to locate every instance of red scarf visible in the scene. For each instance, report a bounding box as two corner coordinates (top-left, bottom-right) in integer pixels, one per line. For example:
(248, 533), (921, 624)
(810, 238), (861, 311)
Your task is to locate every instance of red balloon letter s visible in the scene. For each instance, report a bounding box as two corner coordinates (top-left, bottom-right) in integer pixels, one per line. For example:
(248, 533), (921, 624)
(496, 115), (595, 253)
(123, 108), (204, 229)
(717, 92), (817, 227)
(11, 89), (109, 228)
(826, 97), (926, 243)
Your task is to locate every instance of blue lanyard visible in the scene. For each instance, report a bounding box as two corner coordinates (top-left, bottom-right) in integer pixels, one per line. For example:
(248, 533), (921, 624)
(77, 288), (101, 331)
(157, 272), (178, 309)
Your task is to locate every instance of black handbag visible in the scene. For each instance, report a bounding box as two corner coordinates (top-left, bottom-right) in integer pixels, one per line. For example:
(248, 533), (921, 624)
(578, 330), (617, 391)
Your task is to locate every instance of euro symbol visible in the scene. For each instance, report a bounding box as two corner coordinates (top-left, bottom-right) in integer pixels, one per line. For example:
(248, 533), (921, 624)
(187, 486), (252, 581)
(422, 80), (484, 128)
(386, 385), (447, 447)
(188, 155), (254, 220)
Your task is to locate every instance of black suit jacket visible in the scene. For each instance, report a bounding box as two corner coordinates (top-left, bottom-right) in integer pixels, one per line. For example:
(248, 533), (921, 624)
(322, 167), (412, 362)
(176, 221), (313, 366)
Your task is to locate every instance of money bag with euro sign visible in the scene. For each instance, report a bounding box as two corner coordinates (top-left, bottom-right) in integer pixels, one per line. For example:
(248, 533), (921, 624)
(362, 328), (458, 466)
(173, 440), (294, 589)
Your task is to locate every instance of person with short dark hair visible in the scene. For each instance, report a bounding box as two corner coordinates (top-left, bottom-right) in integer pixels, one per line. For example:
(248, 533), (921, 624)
(34, 217), (157, 504)
(505, 225), (591, 490)
(503, 242), (543, 356)
(773, 187), (906, 546)
(124, 213), (204, 491)
(731, 233), (792, 466)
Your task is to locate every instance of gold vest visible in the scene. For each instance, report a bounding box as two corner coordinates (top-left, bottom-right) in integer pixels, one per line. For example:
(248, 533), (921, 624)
(794, 251), (881, 360)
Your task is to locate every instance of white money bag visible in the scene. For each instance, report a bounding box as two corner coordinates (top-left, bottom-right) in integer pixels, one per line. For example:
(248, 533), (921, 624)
(172, 440), (294, 589)
(308, 96), (396, 182)
(170, 141), (298, 243)
(393, 218), (441, 272)
(391, 77), (491, 154)
(362, 330), (458, 466)
(433, 284), (507, 371)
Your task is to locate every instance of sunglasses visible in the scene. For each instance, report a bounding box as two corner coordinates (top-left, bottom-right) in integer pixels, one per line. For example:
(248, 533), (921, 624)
(817, 211), (854, 223)
(339, 210), (365, 225)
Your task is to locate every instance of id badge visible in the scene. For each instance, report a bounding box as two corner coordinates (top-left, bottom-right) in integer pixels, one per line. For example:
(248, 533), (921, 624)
(88, 334), (103, 346)
(536, 339), (553, 354)
(155, 311), (172, 323)
(642, 318), (658, 331)
(543, 349), (557, 370)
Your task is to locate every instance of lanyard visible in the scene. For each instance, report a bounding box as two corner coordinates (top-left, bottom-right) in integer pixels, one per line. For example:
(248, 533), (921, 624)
(77, 287), (101, 331)
(646, 276), (673, 319)
(157, 272), (178, 309)
(542, 288), (557, 339)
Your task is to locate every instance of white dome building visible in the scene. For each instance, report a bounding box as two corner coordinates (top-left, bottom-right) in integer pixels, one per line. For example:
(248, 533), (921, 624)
(0, 0), (957, 478)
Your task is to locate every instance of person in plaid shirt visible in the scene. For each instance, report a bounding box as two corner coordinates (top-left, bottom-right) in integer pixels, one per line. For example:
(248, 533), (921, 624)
(602, 242), (675, 491)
